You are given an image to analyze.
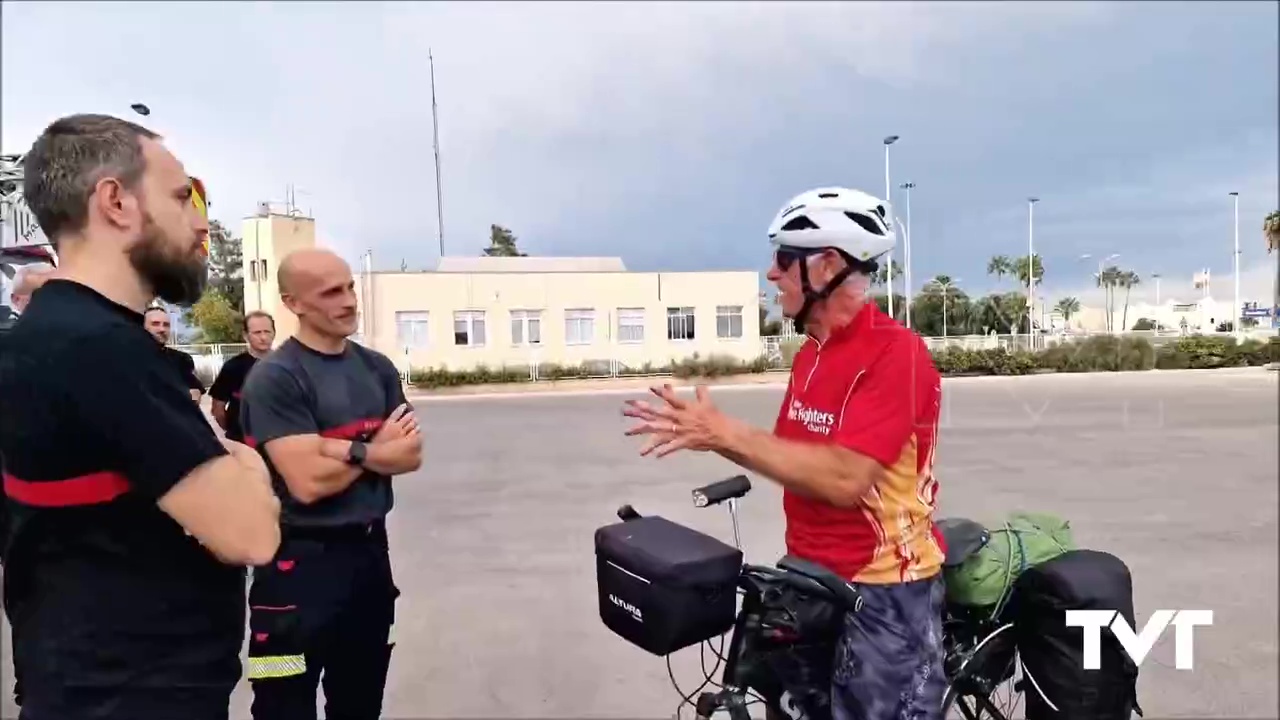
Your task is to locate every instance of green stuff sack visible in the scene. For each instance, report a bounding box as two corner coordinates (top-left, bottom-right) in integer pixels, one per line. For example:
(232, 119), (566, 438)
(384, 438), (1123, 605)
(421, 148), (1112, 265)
(943, 512), (1075, 611)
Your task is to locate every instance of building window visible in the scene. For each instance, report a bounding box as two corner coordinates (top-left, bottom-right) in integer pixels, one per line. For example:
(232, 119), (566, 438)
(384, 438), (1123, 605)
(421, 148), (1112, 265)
(249, 261), (258, 282)
(565, 308), (595, 345)
(617, 308), (645, 344)
(511, 309), (542, 346)
(260, 259), (269, 280)
(716, 305), (744, 339)
(667, 306), (696, 341)
(395, 311), (430, 350)
(453, 310), (486, 347)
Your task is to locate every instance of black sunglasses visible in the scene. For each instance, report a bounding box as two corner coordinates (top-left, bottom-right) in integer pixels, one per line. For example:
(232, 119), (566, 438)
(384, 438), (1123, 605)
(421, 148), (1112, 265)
(774, 246), (824, 271)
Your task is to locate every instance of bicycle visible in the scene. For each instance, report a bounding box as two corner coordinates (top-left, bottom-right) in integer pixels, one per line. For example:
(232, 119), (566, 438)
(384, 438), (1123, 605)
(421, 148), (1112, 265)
(600, 475), (1023, 720)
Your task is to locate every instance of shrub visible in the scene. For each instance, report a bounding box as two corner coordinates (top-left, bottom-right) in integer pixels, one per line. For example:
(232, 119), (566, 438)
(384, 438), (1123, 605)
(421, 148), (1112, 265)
(780, 339), (806, 366)
(1227, 338), (1278, 367)
(1036, 336), (1155, 372)
(930, 348), (978, 375)
(404, 333), (1273, 388)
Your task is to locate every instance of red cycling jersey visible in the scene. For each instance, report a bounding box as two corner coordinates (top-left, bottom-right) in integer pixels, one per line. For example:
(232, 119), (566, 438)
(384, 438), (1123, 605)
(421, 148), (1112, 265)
(773, 302), (945, 584)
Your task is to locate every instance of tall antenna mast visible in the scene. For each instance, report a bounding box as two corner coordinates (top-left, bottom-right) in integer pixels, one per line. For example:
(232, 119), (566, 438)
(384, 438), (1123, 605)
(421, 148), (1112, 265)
(429, 48), (445, 258)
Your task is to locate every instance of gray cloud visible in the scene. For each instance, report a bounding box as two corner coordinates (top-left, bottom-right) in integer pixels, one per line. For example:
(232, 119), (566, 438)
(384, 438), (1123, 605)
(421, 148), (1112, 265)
(2, 0), (1275, 298)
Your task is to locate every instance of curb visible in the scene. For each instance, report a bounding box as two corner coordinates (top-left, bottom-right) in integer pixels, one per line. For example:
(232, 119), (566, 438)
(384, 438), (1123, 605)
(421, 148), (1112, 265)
(406, 365), (1274, 401)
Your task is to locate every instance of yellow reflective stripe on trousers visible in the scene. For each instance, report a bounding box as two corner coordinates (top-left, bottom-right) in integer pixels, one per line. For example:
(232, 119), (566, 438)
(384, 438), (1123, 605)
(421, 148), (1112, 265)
(248, 654), (307, 679)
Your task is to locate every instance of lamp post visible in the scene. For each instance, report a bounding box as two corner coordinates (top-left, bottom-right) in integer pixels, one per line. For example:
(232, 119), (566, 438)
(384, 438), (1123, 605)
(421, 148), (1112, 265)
(901, 181), (915, 329)
(130, 103), (180, 333)
(1229, 192), (1240, 337)
(1027, 197), (1039, 342)
(883, 135), (899, 321)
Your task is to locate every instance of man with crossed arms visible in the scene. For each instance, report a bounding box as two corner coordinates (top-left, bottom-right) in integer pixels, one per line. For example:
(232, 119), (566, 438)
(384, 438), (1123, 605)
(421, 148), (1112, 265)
(239, 247), (422, 720)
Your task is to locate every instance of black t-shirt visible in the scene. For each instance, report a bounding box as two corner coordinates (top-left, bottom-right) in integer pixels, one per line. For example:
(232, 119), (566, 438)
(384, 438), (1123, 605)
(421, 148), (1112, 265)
(0, 279), (244, 719)
(164, 344), (204, 394)
(240, 337), (406, 528)
(209, 351), (259, 442)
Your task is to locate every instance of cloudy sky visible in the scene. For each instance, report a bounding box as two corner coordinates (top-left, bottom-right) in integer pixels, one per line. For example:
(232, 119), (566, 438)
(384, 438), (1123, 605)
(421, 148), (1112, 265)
(3, 1), (1277, 306)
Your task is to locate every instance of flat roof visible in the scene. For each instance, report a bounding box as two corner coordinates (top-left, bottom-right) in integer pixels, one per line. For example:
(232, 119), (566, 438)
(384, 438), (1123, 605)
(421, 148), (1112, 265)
(434, 256), (628, 273)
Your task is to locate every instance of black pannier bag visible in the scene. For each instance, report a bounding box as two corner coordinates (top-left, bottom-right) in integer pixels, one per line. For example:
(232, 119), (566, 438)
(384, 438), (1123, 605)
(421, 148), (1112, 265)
(595, 515), (743, 656)
(1009, 549), (1143, 720)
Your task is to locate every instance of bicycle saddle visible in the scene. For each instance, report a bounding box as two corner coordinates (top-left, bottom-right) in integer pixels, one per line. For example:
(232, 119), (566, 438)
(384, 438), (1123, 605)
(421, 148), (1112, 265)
(776, 555), (863, 612)
(935, 517), (990, 568)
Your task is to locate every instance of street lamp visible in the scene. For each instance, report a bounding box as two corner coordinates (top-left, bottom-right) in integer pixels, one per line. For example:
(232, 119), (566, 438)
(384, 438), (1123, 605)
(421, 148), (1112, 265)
(129, 102), (180, 332)
(1080, 252), (1119, 332)
(1027, 197), (1039, 341)
(926, 277), (962, 340)
(1229, 192), (1240, 337)
(883, 135), (900, 321)
(900, 181), (915, 329)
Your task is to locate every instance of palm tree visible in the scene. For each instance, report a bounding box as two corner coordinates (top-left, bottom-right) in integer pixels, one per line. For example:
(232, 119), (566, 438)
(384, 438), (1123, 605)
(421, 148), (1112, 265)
(1119, 270), (1141, 331)
(1012, 254), (1046, 290)
(987, 255), (1013, 286)
(924, 275), (966, 337)
(1055, 297), (1081, 327)
(872, 259), (904, 288)
(1096, 265), (1123, 332)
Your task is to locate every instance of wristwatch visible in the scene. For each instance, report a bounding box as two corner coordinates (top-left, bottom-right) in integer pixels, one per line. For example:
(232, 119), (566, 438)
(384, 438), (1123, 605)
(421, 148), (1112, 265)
(345, 441), (368, 467)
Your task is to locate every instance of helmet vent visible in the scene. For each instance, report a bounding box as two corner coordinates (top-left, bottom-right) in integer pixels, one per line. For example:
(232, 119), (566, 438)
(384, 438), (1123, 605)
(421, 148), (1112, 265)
(817, 192), (840, 199)
(781, 215), (820, 231)
(844, 212), (885, 236)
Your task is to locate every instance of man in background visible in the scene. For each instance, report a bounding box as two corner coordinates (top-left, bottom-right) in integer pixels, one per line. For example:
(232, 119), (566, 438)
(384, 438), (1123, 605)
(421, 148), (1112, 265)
(209, 310), (275, 443)
(144, 304), (204, 402)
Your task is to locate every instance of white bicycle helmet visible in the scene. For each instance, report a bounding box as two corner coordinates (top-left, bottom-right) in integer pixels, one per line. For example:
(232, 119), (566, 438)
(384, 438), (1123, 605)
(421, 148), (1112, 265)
(767, 186), (896, 263)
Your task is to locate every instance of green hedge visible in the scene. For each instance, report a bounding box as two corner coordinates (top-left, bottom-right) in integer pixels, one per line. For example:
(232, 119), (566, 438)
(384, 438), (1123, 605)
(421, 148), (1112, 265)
(407, 335), (1279, 389)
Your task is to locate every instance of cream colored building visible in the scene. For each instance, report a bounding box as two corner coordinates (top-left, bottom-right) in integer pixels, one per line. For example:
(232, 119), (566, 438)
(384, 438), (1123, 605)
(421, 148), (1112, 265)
(241, 210), (764, 373)
(1055, 297), (1252, 334)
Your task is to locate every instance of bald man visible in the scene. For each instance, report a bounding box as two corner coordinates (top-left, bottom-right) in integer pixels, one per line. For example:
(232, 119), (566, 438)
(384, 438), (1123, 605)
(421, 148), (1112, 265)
(238, 248), (422, 720)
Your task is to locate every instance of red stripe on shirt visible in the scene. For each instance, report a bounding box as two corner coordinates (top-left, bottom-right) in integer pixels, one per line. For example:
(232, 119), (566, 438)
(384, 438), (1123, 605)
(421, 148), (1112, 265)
(243, 418), (382, 449)
(2, 471), (131, 507)
(319, 418), (384, 441)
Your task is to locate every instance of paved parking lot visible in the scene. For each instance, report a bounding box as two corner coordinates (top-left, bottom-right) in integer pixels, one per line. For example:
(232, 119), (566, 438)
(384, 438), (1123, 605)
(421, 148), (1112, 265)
(3, 368), (1278, 718)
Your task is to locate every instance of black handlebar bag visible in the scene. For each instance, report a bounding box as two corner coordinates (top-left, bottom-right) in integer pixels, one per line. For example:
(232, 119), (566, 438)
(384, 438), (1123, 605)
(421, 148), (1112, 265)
(595, 515), (743, 656)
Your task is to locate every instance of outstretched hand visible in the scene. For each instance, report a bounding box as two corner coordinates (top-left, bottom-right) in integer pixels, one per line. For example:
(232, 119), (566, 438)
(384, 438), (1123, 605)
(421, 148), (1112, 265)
(622, 384), (731, 458)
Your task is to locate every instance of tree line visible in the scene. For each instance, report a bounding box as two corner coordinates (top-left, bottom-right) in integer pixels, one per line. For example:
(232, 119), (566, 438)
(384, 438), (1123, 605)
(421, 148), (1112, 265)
(182, 211), (1280, 344)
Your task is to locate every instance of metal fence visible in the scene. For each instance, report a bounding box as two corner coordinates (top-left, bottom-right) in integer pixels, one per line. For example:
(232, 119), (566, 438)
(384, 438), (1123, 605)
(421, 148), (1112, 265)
(173, 328), (1277, 386)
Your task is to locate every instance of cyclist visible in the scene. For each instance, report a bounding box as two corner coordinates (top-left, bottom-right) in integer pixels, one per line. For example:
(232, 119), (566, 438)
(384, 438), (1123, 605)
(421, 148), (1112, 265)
(623, 186), (946, 719)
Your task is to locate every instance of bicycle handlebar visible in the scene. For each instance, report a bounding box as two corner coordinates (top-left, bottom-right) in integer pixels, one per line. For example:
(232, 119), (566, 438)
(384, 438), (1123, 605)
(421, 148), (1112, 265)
(692, 475), (751, 507)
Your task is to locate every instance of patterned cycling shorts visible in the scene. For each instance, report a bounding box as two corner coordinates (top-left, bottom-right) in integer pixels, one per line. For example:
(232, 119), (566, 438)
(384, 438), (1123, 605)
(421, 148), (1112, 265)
(830, 574), (946, 720)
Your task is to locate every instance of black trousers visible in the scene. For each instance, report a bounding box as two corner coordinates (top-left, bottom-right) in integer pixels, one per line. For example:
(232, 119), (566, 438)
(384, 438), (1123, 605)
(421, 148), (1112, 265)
(247, 521), (400, 720)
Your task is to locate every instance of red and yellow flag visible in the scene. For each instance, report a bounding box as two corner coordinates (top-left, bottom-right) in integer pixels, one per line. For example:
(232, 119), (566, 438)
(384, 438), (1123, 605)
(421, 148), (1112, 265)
(190, 176), (209, 256)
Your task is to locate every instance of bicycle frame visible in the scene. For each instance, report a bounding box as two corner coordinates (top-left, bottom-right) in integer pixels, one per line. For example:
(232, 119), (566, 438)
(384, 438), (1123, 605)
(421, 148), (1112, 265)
(690, 494), (838, 720)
